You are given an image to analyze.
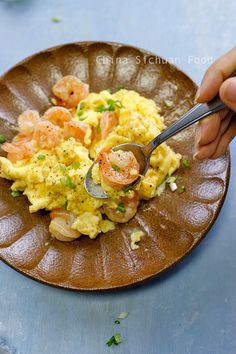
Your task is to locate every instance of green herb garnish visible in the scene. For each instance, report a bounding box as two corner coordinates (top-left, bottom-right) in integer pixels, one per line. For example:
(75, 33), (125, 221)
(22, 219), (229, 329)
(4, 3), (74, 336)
(116, 203), (126, 213)
(106, 333), (122, 347)
(166, 176), (177, 184)
(114, 311), (128, 325)
(178, 185), (186, 193)
(62, 200), (68, 210)
(79, 115), (87, 121)
(0, 135), (6, 144)
(11, 191), (21, 198)
(96, 104), (107, 113)
(77, 110), (84, 117)
(37, 154), (46, 161)
(59, 165), (67, 172)
(122, 185), (132, 193)
(116, 84), (125, 91)
(51, 16), (61, 23)
(71, 161), (81, 169)
(112, 164), (120, 172)
(183, 159), (190, 168)
(114, 333), (122, 345)
(60, 176), (76, 189)
(79, 101), (85, 110)
(95, 99), (122, 113)
(107, 99), (117, 110)
(114, 100), (123, 108)
(117, 311), (129, 320)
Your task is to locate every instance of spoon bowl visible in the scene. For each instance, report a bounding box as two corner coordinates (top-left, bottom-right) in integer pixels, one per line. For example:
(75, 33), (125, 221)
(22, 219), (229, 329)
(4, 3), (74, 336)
(84, 143), (149, 199)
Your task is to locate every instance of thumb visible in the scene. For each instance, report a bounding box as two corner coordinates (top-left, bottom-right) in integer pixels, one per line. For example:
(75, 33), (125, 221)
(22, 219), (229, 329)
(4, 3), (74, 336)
(219, 77), (236, 112)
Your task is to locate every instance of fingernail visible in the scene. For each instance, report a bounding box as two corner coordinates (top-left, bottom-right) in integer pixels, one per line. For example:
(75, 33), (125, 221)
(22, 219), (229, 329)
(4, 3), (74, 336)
(194, 87), (201, 104)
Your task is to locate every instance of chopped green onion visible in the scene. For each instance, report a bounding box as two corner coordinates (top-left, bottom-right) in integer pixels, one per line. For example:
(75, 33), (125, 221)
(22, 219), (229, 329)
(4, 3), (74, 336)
(59, 165), (66, 172)
(106, 333), (122, 347)
(95, 99), (123, 113)
(0, 135), (6, 144)
(60, 176), (76, 189)
(116, 84), (125, 91)
(71, 161), (81, 169)
(114, 320), (120, 324)
(112, 164), (120, 171)
(155, 181), (166, 197)
(106, 336), (116, 347)
(50, 97), (56, 105)
(114, 333), (122, 345)
(115, 100), (123, 108)
(11, 191), (21, 198)
(178, 185), (186, 193)
(122, 185), (132, 193)
(107, 99), (116, 111)
(116, 203), (126, 213)
(169, 182), (177, 192)
(37, 154), (46, 161)
(51, 16), (61, 23)
(166, 176), (177, 184)
(77, 110), (84, 117)
(96, 104), (108, 113)
(118, 311), (129, 320)
(183, 159), (190, 168)
(79, 115), (87, 121)
(62, 200), (68, 210)
(79, 101), (85, 110)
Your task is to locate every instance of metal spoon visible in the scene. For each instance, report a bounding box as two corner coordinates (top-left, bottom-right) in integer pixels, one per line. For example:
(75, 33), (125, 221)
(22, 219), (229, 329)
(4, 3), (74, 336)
(85, 74), (235, 199)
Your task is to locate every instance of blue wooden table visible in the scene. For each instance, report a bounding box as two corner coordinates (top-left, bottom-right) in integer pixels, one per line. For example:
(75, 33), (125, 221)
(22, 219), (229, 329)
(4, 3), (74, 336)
(0, 1), (236, 353)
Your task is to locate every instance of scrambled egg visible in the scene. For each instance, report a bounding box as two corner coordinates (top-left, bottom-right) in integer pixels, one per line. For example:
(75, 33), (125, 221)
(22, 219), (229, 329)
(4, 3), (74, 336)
(130, 230), (146, 250)
(0, 89), (181, 240)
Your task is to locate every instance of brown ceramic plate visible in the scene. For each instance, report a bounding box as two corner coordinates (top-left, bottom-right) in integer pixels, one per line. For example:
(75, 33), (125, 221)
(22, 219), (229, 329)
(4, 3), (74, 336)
(0, 42), (230, 291)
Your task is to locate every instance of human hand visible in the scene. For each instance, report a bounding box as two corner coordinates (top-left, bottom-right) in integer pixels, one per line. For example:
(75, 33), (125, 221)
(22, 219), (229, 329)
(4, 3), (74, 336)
(194, 47), (236, 160)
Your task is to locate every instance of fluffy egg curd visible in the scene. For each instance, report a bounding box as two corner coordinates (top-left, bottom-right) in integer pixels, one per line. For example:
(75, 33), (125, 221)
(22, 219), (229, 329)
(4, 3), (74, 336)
(0, 75), (181, 243)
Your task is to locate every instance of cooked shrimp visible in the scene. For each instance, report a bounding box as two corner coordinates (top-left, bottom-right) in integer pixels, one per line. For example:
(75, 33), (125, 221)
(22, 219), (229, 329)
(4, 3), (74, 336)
(100, 112), (118, 139)
(2, 137), (36, 163)
(98, 147), (140, 190)
(12, 134), (32, 143)
(103, 191), (139, 223)
(43, 106), (72, 127)
(18, 110), (41, 136)
(63, 120), (89, 144)
(49, 209), (81, 241)
(50, 208), (70, 220)
(33, 121), (60, 150)
(52, 75), (89, 109)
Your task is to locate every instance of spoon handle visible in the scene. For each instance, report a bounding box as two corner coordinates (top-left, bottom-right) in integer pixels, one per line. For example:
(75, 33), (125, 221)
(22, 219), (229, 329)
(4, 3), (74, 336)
(146, 72), (236, 154)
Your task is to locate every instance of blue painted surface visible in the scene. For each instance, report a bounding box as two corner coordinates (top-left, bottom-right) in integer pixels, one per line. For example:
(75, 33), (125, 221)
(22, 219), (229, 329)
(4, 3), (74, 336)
(0, 0), (236, 353)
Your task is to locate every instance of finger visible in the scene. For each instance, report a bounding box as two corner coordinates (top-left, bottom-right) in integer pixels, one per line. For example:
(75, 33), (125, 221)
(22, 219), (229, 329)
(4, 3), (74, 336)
(210, 117), (236, 159)
(194, 129), (222, 160)
(195, 108), (229, 146)
(194, 113), (233, 160)
(195, 47), (236, 103)
(219, 77), (236, 112)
